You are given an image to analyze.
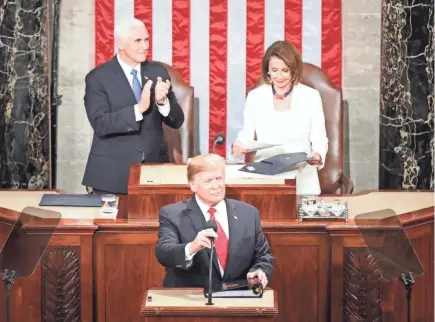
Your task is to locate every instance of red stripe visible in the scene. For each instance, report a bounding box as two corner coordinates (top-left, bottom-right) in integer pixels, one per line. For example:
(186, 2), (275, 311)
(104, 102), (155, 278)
(172, 0), (190, 84)
(284, 0), (303, 54)
(322, 0), (342, 87)
(95, 0), (115, 66)
(134, 0), (153, 60)
(209, 0), (228, 157)
(246, 0), (265, 90)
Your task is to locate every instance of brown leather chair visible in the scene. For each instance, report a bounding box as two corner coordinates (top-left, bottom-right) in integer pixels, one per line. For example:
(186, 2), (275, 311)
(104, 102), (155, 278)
(251, 63), (353, 194)
(157, 62), (194, 163)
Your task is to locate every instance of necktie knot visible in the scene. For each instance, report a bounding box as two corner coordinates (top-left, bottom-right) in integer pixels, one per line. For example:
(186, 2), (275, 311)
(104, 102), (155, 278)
(208, 207), (217, 220)
(130, 69), (138, 77)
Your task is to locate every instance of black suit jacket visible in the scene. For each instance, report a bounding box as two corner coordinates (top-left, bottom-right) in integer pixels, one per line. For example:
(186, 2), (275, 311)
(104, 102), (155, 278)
(82, 57), (184, 193)
(155, 197), (275, 289)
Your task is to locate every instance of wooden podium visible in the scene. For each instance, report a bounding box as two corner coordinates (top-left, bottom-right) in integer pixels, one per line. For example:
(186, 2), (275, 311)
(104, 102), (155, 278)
(127, 163), (298, 220)
(140, 288), (278, 321)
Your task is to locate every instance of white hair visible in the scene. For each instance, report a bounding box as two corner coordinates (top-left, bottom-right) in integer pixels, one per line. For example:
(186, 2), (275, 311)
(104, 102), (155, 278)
(114, 18), (145, 41)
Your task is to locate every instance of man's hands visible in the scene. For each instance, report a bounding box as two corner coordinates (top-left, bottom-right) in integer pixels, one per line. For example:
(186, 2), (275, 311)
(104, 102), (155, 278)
(247, 269), (268, 289)
(138, 76), (171, 113)
(155, 76), (171, 105)
(138, 79), (153, 113)
(188, 228), (218, 255)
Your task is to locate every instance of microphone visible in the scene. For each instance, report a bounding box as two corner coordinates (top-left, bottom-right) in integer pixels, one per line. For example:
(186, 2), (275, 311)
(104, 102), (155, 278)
(205, 220), (218, 305)
(212, 134), (225, 153)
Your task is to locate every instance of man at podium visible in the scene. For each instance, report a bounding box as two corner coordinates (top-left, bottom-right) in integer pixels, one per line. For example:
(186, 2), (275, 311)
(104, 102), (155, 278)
(155, 154), (275, 290)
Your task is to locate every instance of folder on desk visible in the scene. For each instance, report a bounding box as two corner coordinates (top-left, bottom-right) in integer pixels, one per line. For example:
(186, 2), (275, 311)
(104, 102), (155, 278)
(204, 278), (263, 298)
(39, 194), (103, 207)
(238, 152), (314, 175)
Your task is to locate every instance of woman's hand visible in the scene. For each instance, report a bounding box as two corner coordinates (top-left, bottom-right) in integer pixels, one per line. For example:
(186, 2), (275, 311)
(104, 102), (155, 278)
(231, 141), (248, 157)
(307, 152), (322, 165)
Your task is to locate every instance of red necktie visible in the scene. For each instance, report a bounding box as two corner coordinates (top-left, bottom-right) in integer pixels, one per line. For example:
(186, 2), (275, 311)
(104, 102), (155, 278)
(208, 207), (229, 270)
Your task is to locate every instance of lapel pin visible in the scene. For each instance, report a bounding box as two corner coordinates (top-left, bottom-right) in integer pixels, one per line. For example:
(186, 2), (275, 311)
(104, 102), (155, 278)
(234, 216), (238, 220)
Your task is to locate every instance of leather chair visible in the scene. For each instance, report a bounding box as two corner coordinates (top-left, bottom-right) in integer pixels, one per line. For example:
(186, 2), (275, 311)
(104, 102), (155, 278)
(251, 63), (353, 194)
(157, 62), (194, 163)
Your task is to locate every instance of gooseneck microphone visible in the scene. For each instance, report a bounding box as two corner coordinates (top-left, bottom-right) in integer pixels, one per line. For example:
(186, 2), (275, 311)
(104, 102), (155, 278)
(205, 220), (218, 305)
(212, 134), (225, 153)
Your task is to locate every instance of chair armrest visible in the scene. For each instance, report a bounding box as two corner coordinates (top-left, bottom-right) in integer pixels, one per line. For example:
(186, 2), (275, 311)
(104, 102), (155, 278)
(341, 175), (354, 194)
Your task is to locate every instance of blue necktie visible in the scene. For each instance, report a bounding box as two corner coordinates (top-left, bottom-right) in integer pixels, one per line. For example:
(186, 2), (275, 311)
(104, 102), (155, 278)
(131, 69), (145, 162)
(130, 69), (141, 103)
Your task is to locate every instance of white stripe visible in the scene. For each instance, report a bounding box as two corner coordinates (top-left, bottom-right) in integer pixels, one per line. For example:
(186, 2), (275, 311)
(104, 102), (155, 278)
(152, 0), (172, 64)
(113, 0), (135, 53)
(190, 0), (210, 154)
(264, 0), (285, 51)
(302, 0), (322, 66)
(226, 0), (247, 162)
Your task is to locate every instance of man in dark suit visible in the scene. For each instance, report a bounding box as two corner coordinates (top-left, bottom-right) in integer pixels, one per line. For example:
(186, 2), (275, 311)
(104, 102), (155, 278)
(155, 154), (275, 289)
(82, 18), (184, 194)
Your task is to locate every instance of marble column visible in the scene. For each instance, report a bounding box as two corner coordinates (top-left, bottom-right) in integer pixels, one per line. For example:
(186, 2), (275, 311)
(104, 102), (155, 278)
(0, 0), (53, 188)
(379, 0), (434, 190)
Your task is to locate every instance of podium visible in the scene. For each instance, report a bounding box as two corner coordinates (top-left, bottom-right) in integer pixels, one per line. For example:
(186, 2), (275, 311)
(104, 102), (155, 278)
(140, 288), (278, 321)
(127, 163), (297, 220)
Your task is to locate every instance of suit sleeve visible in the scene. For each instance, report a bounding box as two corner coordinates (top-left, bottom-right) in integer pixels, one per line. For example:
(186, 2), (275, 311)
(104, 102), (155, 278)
(249, 209), (275, 280)
(155, 207), (191, 270)
(160, 68), (184, 129)
(84, 72), (140, 137)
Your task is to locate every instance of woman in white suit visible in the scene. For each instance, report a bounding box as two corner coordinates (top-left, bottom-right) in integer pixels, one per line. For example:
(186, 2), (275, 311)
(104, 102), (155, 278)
(232, 40), (328, 195)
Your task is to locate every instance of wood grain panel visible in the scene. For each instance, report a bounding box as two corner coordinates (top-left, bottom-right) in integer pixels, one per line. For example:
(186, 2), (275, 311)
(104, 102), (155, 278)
(95, 233), (165, 322)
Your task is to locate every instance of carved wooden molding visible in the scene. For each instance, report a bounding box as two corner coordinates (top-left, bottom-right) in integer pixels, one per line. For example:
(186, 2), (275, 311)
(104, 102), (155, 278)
(41, 246), (81, 321)
(343, 248), (382, 322)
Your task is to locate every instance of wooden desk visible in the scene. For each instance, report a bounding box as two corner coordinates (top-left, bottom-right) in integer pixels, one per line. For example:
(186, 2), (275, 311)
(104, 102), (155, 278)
(140, 288), (278, 321)
(0, 190), (433, 322)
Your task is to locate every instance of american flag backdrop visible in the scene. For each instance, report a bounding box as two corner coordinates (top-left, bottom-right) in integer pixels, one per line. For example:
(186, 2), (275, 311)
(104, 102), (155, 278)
(95, 0), (342, 159)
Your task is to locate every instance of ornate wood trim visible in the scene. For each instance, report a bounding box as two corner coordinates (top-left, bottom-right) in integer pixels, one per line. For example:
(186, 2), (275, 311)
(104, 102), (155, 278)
(343, 248), (382, 322)
(41, 246), (81, 321)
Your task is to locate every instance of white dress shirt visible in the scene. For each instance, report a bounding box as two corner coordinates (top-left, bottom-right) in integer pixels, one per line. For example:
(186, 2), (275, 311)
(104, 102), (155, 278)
(185, 195), (228, 277)
(235, 83), (329, 195)
(116, 55), (170, 120)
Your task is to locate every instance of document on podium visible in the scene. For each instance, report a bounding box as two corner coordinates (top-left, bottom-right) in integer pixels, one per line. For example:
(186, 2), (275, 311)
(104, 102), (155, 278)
(204, 278), (264, 298)
(241, 140), (283, 153)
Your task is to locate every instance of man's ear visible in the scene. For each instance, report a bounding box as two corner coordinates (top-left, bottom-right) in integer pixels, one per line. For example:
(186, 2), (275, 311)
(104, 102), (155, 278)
(188, 181), (197, 193)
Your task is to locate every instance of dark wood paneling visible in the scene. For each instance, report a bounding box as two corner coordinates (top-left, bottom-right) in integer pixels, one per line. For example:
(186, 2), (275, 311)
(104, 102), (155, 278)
(266, 233), (329, 322)
(342, 248), (381, 322)
(41, 247), (81, 321)
(0, 233), (93, 322)
(95, 233), (165, 322)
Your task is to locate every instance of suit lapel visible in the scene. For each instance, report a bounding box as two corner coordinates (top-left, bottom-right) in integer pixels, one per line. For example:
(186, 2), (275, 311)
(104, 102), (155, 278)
(110, 57), (137, 104)
(223, 199), (241, 280)
(186, 197), (221, 276)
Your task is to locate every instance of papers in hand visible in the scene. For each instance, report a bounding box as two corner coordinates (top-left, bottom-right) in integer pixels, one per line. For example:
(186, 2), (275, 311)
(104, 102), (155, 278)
(242, 140), (283, 153)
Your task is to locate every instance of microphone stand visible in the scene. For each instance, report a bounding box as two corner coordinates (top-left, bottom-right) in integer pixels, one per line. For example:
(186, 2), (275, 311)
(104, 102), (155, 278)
(206, 238), (215, 306)
(3, 269), (16, 322)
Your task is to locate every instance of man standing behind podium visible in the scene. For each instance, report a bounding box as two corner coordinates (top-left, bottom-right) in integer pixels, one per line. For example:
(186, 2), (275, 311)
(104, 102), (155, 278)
(82, 18), (184, 194)
(155, 154), (274, 289)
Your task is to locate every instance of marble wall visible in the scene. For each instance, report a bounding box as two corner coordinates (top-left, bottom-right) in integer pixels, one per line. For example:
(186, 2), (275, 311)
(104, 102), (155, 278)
(0, 0), (52, 188)
(379, 0), (434, 190)
(54, 0), (384, 193)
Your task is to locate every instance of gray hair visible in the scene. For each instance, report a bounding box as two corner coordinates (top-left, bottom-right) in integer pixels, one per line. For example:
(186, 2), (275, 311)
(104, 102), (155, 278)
(114, 18), (145, 41)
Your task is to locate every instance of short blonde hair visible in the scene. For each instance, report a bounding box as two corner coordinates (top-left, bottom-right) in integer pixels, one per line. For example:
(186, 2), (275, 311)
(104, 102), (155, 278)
(187, 154), (226, 181)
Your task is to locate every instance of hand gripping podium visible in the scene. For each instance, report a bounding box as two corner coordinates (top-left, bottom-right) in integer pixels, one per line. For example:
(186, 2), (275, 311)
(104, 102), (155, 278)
(0, 207), (61, 322)
(140, 288), (278, 322)
(355, 209), (424, 322)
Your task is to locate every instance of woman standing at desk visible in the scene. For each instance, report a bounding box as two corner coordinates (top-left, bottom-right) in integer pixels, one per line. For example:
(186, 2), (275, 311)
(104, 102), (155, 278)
(231, 40), (328, 195)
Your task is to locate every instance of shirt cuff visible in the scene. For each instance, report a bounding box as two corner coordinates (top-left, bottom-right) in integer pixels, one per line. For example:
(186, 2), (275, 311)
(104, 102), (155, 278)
(185, 242), (197, 261)
(156, 98), (170, 117)
(134, 104), (143, 121)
